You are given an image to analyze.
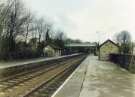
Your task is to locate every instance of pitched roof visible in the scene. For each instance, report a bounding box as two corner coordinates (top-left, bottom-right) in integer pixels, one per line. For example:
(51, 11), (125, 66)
(99, 39), (119, 48)
(45, 43), (61, 50)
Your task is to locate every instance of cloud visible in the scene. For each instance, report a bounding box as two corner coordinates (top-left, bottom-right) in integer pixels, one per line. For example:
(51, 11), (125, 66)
(23, 0), (135, 42)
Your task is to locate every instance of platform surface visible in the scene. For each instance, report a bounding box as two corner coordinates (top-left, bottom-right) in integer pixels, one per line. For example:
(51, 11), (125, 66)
(52, 55), (135, 97)
(0, 54), (79, 69)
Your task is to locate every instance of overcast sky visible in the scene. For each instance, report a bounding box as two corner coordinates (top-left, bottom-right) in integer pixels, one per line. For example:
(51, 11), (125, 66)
(23, 0), (135, 42)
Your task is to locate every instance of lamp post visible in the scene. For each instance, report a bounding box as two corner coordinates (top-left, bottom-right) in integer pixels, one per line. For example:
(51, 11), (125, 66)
(96, 31), (100, 44)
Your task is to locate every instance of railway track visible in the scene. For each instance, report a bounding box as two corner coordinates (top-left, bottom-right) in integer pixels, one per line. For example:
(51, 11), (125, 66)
(0, 55), (86, 97)
(0, 59), (70, 91)
(25, 58), (80, 97)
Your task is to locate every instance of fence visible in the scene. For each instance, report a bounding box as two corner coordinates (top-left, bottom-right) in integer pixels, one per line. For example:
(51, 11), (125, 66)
(109, 54), (135, 73)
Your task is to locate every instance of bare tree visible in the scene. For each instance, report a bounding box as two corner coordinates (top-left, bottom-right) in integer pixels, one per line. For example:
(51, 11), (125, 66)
(34, 18), (44, 43)
(0, 0), (14, 37)
(0, 0), (66, 59)
(116, 30), (132, 54)
(34, 17), (52, 44)
(0, 0), (31, 58)
(24, 11), (34, 43)
(2, 0), (29, 38)
(53, 31), (66, 48)
(43, 24), (52, 43)
(117, 30), (131, 45)
(54, 31), (66, 40)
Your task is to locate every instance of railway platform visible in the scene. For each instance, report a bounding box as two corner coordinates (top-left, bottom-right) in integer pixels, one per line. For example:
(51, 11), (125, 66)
(0, 53), (81, 79)
(0, 54), (80, 69)
(52, 55), (135, 97)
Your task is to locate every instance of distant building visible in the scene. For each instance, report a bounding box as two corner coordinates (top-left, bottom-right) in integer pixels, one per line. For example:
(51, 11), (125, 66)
(43, 44), (61, 57)
(99, 39), (119, 61)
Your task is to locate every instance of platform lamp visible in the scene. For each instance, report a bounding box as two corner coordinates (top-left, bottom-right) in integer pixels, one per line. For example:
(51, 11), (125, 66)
(96, 31), (101, 58)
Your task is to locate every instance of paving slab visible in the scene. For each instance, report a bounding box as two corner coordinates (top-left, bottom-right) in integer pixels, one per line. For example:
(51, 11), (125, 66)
(79, 56), (135, 97)
(52, 55), (135, 97)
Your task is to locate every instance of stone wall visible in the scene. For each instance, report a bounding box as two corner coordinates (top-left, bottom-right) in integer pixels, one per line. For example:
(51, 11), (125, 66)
(99, 41), (119, 60)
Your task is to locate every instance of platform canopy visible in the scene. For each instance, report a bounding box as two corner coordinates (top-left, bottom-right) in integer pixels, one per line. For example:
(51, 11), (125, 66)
(65, 43), (97, 47)
(65, 43), (97, 54)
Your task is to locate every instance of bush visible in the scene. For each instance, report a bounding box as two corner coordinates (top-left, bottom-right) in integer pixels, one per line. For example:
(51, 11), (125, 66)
(0, 37), (16, 60)
(0, 39), (43, 60)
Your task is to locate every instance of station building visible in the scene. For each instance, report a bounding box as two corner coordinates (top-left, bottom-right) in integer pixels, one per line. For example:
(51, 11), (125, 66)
(98, 39), (119, 61)
(43, 44), (62, 57)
